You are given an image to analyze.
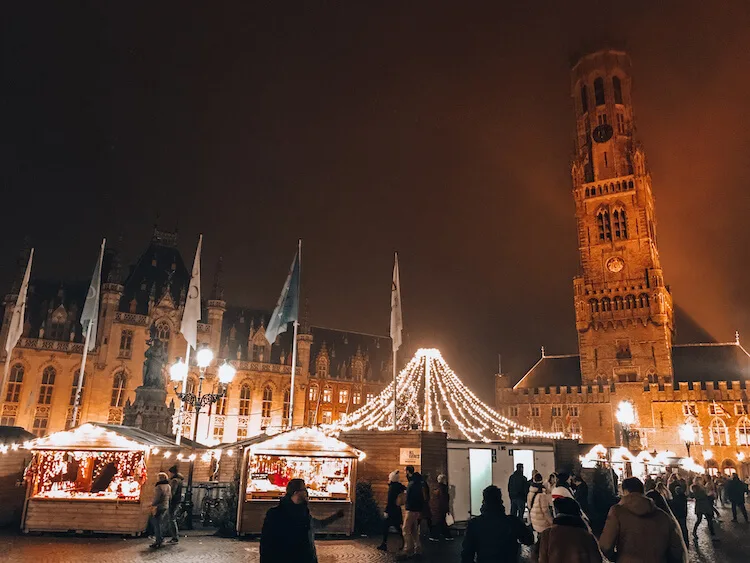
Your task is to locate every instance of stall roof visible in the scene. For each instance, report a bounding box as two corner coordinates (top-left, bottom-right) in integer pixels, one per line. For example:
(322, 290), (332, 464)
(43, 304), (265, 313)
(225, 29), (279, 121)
(27, 423), (184, 451)
(246, 427), (364, 459)
(0, 425), (34, 444)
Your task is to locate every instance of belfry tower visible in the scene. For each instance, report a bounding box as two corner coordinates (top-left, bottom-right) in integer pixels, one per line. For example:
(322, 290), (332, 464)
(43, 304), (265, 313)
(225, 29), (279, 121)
(570, 50), (674, 385)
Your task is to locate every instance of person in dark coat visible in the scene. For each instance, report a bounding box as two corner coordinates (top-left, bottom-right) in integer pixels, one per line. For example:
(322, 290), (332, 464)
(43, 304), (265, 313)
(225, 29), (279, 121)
(534, 497), (604, 563)
(430, 474), (452, 540)
(726, 473), (749, 522)
(508, 463), (529, 519)
(461, 485), (533, 563)
(149, 472), (171, 549)
(420, 473), (433, 539)
(378, 470), (406, 552)
(260, 478), (344, 563)
(690, 477), (716, 540)
(167, 465), (184, 543)
(573, 475), (590, 516)
(403, 465), (425, 557)
(668, 483), (689, 547)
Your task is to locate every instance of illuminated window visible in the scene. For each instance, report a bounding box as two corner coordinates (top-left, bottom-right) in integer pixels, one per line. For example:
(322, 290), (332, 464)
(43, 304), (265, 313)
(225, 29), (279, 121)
(283, 388), (291, 420)
(580, 84), (588, 112)
(612, 76), (623, 104)
(322, 387), (332, 403)
(262, 386), (273, 418)
(239, 384), (252, 416)
(352, 391), (362, 405)
(4, 364), (24, 403)
(322, 410), (333, 424)
(110, 371), (127, 407)
(597, 210), (612, 241)
(69, 371), (86, 406)
(613, 208), (628, 239)
(213, 425), (224, 442)
(38, 367), (56, 405)
(710, 418), (729, 446)
(736, 417), (750, 446)
(366, 393), (374, 403)
(339, 389), (349, 404)
(594, 77), (605, 106)
(308, 385), (318, 402)
(237, 425), (248, 439)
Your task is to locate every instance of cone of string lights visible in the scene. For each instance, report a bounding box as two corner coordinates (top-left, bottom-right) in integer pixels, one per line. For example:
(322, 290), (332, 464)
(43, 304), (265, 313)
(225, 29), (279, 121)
(331, 348), (573, 443)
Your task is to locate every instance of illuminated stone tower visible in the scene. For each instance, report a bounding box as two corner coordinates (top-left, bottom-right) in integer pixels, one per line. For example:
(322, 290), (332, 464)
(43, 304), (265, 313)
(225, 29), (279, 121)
(570, 50), (674, 385)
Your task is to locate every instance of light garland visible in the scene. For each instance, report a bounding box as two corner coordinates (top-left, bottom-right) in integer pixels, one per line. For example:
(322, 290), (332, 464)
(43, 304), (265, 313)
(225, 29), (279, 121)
(331, 348), (574, 442)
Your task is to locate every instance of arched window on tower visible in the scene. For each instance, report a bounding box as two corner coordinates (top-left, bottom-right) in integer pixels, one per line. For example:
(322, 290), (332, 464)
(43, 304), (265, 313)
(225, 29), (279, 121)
(239, 384), (252, 416)
(613, 296), (623, 311)
(710, 417), (730, 446)
(613, 208), (628, 239)
(110, 371), (127, 407)
(589, 299), (599, 314)
(596, 210), (612, 242)
(4, 364), (24, 403)
(551, 419), (564, 433)
(601, 298), (612, 312)
(38, 367), (56, 405)
(686, 416), (704, 445)
(262, 386), (273, 418)
(613, 76), (623, 104)
(594, 77), (605, 106)
(580, 84), (588, 113)
(625, 295), (636, 310)
(638, 294), (650, 308)
(736, 416), (750, 446)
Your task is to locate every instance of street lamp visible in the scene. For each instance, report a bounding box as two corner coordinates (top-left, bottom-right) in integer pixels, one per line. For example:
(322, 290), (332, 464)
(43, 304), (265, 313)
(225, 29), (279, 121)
(616, 401), (636, 450)
(170, 348), (236, 528)
(678, 422), (695, 457)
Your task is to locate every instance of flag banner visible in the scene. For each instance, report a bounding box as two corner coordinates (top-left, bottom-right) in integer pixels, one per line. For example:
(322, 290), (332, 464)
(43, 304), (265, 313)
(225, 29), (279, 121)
(80, 240), (105, 350)
(3, 248), (34, 387)
(265, 249), (300, 345)
(390, 252), (403, 353)
(180, 235), (203, 352)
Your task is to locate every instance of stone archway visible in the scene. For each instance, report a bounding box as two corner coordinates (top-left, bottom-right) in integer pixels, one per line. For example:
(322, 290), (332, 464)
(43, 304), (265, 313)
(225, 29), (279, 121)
(720, 458), (737, 476)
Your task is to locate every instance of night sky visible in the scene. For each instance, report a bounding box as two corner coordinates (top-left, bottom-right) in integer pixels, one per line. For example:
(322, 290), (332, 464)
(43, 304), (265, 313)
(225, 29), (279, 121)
(2, 2), (750, 401)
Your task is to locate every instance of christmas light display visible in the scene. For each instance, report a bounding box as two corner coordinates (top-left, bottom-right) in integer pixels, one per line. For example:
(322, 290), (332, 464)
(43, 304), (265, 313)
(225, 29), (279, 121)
(580, 443), (706, 476)
(332, 348), (573, 442)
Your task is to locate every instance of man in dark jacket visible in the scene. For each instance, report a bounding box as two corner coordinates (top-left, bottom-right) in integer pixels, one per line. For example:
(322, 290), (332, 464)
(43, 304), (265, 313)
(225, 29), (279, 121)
(149, 472), (171, 549)
(260, 478), (344, 563)
(726, 473), (749, 522)
(668, 483), (689, 547)
(403, 465), (425, 557)
(573, 475), (590, 517)
(378, 470), (406, 552)
(508, 463), (529, 519)
(461, 485), (533, 563)
(599, 477), (687, 563)
(167, 465), (184, 544)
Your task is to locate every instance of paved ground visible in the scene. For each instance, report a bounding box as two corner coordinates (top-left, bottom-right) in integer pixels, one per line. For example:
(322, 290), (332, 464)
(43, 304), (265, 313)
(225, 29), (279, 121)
(1, 504), (748, 562)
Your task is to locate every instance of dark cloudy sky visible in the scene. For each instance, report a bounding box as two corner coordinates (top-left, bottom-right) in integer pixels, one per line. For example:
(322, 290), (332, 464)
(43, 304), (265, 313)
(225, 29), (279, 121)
(2, 1), (750, 401)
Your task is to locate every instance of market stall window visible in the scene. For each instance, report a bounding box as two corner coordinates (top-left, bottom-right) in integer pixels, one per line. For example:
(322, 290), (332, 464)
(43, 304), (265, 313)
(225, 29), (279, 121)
(246, 454), (351, 501)
(29, 449), (146, 501)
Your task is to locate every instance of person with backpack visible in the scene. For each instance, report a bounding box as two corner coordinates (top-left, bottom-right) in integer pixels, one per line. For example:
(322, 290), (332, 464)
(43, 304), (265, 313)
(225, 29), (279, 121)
(527, 473), (553, 537)
(378, 470), (406, 552)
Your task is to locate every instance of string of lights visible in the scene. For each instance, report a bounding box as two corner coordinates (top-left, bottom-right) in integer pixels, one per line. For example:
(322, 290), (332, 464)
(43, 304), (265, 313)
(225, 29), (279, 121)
(332, 348), (573, 442)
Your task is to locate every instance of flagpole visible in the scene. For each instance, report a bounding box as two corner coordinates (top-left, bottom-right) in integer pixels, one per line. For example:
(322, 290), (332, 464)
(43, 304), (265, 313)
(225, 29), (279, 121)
(288, 239), (302, 430)
(2, 249), (34, 390)
(393, 347), (397, 431)
(175, 344), (190, 446)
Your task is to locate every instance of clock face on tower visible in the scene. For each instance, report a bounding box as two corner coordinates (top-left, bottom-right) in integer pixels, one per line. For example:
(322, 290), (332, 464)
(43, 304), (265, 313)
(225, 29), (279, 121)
(592, 124), (614, 143)
(606, 257), (625, 273)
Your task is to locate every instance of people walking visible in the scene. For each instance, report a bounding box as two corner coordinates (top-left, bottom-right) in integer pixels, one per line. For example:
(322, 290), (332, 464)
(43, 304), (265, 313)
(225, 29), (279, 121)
(599, 477), (687, 563)
(420, 472), (433, 540)
(534, 497), (603, 563)
(508, 463), (529, 519)
(430, 474), (453, 541)
(461, 485), (533, 563)
(550, 472), (574, 500)
(691, 476), (717, 540)
(402, 465), (425, 558)
(726, 473), (749, 523)
(706, 478), (722, 521)
(260, 478), (344, 563)
(668, 481), (689, 548)
(167, 465), (184, 544)
(378, 470), (406, 552)
(149, 472), (171, 549)
(572, 475), (590, 517)
(527, 473), (554, 537)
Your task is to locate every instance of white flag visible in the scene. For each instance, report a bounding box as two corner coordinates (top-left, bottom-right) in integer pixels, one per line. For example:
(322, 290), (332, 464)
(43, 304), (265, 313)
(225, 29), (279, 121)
(80, 239), (105, 351)
(390, 252), (403, 353)
(180, 235), (202, 352)
(3, 248), (34, 388)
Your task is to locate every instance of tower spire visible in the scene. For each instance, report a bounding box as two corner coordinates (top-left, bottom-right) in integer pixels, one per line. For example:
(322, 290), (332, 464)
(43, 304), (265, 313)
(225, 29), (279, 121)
(210, 257), (224, 301)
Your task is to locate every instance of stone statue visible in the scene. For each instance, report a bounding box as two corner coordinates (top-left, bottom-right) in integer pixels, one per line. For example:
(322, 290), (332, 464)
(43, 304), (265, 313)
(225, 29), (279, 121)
(143, 323), (168, 389)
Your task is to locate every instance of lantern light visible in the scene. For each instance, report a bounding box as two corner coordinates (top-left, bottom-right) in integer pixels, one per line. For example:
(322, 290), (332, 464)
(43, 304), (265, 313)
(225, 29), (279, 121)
(196, 347), (214, 369)
(615, 401), (636, 426)
(218, 361), (237, 385)
(169, 358), (188, 383)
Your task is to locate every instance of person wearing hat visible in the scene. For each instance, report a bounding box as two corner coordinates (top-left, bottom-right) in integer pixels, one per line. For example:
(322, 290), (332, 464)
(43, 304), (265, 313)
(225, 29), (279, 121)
(260, 478), (345, 563)
(534, 497), (603, 563)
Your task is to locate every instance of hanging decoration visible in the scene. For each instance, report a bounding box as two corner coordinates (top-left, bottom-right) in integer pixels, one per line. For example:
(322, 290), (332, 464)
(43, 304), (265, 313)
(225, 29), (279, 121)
(332, 348), (573, 442)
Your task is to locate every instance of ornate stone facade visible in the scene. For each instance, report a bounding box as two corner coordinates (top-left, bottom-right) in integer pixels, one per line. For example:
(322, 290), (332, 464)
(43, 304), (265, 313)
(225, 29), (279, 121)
(496, 50), (750, 478)
(0, 229), (389, 443)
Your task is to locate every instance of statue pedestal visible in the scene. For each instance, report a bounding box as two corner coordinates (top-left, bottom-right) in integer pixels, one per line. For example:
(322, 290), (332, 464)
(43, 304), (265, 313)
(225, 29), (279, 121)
(122, 386), (175, 437)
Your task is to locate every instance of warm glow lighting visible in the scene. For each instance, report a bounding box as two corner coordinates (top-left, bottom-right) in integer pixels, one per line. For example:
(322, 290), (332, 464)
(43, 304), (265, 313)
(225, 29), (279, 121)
(176, 453), (184, 460)
(615, 401), (635, 426)
(680, 457), (705, 473)
(163, 451), (172, 458)
(218, 361), (237, 385)
(226, 449), (234, 457)
(703, 449), (713, 460)
(188, 453), (197, 461)
(169, 358), (188, 383)
(151, 448), (159, 455)
(196, 347), (214, 368)
(679, 422), (695, 444)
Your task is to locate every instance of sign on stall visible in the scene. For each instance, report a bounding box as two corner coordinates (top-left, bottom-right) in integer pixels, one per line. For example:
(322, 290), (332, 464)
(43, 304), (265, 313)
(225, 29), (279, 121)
(399, 448), (422, 465)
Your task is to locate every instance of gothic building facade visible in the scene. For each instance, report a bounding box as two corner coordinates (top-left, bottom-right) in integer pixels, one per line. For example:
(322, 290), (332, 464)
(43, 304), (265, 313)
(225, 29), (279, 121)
(0, 229), (390, 442)
(496, 50), (750, 477)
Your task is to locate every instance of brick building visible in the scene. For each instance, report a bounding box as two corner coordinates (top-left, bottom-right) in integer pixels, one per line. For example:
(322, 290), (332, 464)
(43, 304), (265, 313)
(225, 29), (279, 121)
(496, 50), (750, 478)
(0, 229), (390, 442)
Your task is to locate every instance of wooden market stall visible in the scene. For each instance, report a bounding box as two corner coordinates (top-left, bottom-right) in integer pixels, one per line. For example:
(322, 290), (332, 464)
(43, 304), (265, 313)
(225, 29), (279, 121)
(236, 427), (364, 536)
(0, 426), (34, 528)
(21, 423), (185, 535)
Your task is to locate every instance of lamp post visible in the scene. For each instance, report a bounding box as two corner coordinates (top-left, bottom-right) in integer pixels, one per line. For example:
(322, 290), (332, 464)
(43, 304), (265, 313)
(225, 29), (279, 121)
(678, 422), (695, 458)
(170, 348), (236, 529)
(615, 400), (636, 450)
